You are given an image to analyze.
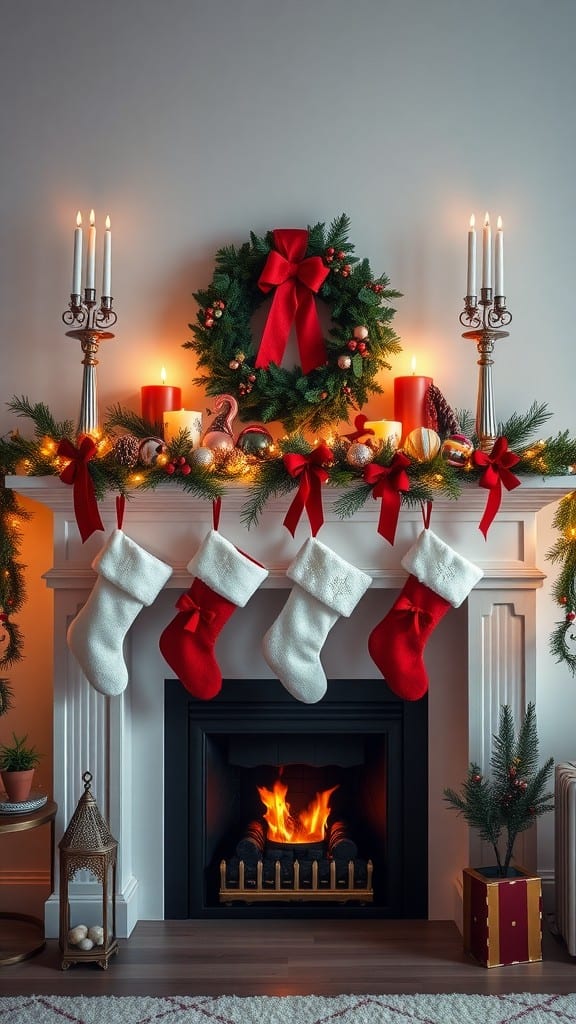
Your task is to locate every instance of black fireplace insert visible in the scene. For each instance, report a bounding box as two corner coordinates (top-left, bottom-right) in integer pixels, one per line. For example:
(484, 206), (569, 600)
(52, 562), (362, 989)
(164, 678), (427, 919)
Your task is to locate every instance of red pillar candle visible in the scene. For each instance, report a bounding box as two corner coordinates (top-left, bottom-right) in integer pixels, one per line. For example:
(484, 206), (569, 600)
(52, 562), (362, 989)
(393, 375), (433, 443)
(141, 379), (182, 431)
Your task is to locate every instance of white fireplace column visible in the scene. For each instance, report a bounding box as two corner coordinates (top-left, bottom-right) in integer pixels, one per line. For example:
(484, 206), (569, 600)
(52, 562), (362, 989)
(6, 475), (573, 936)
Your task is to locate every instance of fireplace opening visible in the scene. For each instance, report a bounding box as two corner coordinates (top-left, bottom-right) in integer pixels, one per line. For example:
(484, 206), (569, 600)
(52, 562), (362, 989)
(164, 678), (427, 919)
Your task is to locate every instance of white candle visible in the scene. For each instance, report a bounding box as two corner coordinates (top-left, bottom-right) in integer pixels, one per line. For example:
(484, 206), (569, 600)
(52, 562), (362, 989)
(466, 214), (476, 297)
(494, 215), (504, 296)
(102, 215), (112, 297)
(72, 211), (83, 295)
(482, 211), (491, 290)
(163, 409), (203, 446)
(363, 420), (403, 450)
(86, 208), (96, 291)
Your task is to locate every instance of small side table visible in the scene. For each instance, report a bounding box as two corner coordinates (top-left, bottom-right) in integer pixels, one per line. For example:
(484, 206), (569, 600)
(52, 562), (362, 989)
(0, 799), (57, 965)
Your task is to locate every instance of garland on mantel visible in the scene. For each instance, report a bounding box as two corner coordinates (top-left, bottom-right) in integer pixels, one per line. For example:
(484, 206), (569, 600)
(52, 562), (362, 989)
(2, 398), (576, 675)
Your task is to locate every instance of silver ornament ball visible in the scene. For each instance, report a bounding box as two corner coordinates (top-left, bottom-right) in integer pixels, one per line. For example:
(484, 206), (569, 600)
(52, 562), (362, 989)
(345, 442), (375, 469)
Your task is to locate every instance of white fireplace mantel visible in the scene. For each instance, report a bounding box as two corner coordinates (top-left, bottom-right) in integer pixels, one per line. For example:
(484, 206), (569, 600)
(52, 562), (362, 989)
(7, 474), (574, 935)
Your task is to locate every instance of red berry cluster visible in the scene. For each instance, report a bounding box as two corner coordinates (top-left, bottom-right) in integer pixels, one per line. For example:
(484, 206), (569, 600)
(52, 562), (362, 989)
(368, 282), (384, 294)
(324, 246), (351, 277)
(203, 299), (226, 329)
(346, 338), (370, 357)
(238, 372), (256, 397)
(164, 455), (191, 477)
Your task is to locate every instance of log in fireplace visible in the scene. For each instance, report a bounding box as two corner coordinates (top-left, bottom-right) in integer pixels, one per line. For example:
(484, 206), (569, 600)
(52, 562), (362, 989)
(164, 677), (428, 919)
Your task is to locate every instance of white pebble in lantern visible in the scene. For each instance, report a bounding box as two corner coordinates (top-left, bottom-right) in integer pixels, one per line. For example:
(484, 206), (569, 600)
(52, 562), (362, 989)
(403, 427), (441, 461)
(67, 924), (88, 945)
(441, 433), (474, 468)
(88, 924), (104, 945)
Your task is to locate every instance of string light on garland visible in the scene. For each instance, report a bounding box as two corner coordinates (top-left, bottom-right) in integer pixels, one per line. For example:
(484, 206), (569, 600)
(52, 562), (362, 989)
(0, 485), (29, 716)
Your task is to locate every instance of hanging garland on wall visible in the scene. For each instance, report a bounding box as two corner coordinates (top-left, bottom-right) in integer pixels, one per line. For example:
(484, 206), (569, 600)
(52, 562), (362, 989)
(183, 214), (402, 432)
(0, 482), (29, 716)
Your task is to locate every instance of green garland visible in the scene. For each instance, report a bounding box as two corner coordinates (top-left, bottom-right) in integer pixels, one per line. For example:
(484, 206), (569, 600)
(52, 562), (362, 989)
(183, 214), (402, 432)
(0, 484), (29, 716)
(2, 398), (576, 676)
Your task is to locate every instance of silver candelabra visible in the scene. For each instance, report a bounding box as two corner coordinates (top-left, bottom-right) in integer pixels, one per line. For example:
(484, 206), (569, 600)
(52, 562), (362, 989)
(62, 290), (117, 436)
(459, 287), (512, 453)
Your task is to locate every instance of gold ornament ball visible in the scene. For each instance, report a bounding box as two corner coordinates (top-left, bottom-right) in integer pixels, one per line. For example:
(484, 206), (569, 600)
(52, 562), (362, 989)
(338, 354), (352, 370)
(345, 442), (375, 469)
(403, 427), (442, 462)
(236, 425), (274, 459)
(138, 437), (167, 467)
(440, 433), (474, 468)
(189, 446), (216, 470)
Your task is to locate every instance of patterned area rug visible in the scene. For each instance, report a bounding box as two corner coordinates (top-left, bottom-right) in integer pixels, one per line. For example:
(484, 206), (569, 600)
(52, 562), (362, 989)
(2, 993), (576, 1024)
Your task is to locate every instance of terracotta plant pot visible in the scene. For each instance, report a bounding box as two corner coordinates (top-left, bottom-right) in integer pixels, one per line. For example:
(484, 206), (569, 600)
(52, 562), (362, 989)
(1, 768), (35, 803)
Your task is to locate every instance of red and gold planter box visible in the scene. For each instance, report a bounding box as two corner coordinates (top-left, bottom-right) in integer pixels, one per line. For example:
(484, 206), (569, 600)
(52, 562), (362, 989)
(463, 865), (542, 968)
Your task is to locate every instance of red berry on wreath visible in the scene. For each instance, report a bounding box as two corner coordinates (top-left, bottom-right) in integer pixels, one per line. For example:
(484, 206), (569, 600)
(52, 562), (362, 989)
(337, 250), (345, 260)
(181, 463), (191, 476)
(205, 318), (214, 328)
(357, 342), (366, 353)
(567, 611), (576, 622)
(559, 596), (568, 605)
(229, 360), (240, 370)
(326, 247), (334, 256)
(347, 340), (357, 351)
(165, 462), (176, 475)
(248, 374), (256, 383)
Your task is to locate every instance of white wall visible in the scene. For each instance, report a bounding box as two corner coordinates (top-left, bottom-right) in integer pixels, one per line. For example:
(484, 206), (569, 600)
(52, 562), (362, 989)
(1, 0), (575, 905)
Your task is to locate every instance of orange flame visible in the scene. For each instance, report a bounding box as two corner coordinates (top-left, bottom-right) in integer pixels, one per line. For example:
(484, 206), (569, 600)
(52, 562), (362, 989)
(257, 778), (338, 844)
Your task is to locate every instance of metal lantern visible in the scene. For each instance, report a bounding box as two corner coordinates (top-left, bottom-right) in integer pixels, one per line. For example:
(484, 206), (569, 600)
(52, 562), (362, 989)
(58, 771), (118, 970)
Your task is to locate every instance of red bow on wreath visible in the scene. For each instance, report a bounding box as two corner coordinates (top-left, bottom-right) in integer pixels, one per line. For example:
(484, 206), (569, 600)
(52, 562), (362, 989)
(473, 436), (521, 539)
(363, 452), (411, 545)
(57, 436), (105, 543)
(256, 228), (330, 375)
(283, 443), (333, 537)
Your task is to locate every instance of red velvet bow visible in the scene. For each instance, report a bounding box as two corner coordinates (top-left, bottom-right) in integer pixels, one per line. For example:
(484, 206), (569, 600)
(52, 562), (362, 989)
(256, 229), (330, 375)
(394, 595), (433, 633)
(473, 436), (521, 539)
(57, 436), (105, 543)
(343, 414), (375, 442)
(176, 593), (216, 633)
(283, 443), (333, 537)
(363, 452), (411, 545)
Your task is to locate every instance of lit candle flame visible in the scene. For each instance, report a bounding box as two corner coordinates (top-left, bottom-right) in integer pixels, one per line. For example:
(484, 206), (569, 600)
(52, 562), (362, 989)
(105, 215), (111, 230)
(89, 208), (95, 227)
(160, 366), (167, 384)
(76, 211), (82, 227)
(469, 214), (475, 229)
(497, 215), (503, 230)
(484, 211), (490, 228)
(410, 355), (417, 375)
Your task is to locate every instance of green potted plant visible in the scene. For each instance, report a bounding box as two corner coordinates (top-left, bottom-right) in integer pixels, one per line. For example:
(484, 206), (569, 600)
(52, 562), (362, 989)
(0, 732), (41, 803)
(443, 702), (554, 967)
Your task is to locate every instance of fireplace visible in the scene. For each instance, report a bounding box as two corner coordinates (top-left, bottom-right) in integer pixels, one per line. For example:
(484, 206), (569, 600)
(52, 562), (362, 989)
(7, 475), (572, 937)
(164, 678), (427, 918)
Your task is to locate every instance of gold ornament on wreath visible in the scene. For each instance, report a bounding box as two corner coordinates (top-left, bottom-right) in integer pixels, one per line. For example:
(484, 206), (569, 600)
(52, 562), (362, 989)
(184, 214), (402, 433)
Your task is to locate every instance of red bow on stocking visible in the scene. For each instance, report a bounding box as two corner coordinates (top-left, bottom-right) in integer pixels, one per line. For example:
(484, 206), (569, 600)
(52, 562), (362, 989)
(394, 595), (433, 633)
(283, 443), (333, 537)
(256, 229), (330, 375)
(363, 452), (411, 545)
(473, 437), (521, 539)
(57, 436), (105, 543)
(176, 593), (216, 633)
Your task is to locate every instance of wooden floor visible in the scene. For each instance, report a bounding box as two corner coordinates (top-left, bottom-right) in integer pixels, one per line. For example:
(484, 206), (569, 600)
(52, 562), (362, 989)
(1, 919), (576, 996)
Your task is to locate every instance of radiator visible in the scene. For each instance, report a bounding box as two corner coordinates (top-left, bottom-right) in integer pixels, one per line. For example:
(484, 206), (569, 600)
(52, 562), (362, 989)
(555, 762), (576, 955)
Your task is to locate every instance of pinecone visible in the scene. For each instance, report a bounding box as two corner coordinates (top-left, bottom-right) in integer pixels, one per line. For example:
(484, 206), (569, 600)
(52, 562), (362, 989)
(426, 384), (460, 437)
(112, 434), (141, 468)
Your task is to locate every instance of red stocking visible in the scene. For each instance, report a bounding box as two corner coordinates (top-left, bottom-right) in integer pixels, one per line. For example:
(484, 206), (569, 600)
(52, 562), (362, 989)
(159, 530), (268, 700)
(369, 529), (482, 701)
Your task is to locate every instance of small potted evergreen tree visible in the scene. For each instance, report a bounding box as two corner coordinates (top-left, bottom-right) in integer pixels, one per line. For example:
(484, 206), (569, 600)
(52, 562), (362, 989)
(0, 732), (41, 803)
(444, 702), (554, 967)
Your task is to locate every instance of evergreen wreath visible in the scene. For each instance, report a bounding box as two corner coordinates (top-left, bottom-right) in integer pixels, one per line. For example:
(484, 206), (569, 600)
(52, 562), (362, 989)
(184, 214), (402, 432)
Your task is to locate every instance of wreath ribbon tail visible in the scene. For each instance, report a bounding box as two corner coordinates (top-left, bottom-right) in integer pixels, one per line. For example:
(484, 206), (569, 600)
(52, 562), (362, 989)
(478, 478), (502, 540)
(255, 281), (297, 370)
(294, 285), (328, 374)
(283, 473), (310, 537)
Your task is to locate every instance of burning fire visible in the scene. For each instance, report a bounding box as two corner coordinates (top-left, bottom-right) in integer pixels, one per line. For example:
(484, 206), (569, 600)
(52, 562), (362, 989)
(257, 778), (338, 844)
